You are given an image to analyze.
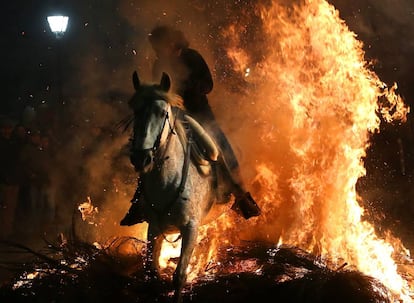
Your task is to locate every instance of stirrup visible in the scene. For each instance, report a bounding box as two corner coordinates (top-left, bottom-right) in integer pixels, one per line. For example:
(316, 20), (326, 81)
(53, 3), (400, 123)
(120, 201), (146, 226)
(231, 192), (261, 219)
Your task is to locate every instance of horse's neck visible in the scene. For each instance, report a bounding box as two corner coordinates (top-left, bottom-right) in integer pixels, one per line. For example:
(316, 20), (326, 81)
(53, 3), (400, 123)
(145, 116), (186, 182)
(141, 127), (186, 211)
(165, 122), (186, 161)
(174, 113), (189, 151)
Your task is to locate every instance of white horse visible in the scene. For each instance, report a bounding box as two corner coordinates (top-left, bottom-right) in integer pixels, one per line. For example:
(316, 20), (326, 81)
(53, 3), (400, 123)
(127, 71), (232, 302)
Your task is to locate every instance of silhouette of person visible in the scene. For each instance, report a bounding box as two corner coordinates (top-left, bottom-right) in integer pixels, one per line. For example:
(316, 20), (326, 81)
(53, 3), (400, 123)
(0, 117), (20, 238)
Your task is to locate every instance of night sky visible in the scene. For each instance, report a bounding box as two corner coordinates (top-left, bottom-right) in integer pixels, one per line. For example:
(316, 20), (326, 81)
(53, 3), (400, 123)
(1, 0), (137, 116)
(333, 0), (414, 104)
(2, 0), (414, 115)
(2, 0), (414, 190)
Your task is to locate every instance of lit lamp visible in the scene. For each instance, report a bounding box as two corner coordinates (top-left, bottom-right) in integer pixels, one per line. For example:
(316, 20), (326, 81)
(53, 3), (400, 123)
(47, 15), (69, 39)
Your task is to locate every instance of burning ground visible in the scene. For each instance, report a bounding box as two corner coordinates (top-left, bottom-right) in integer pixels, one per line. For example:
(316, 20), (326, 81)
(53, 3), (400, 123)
(2, 0), (414, 302)
(0, 235), (397, 303)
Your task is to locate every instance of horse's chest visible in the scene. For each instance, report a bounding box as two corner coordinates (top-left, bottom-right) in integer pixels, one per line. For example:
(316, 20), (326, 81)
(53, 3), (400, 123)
(142, 162), (181, 201)
(140, 139), (212, 223)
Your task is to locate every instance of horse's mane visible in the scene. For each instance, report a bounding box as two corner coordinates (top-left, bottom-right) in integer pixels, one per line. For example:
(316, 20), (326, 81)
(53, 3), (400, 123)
(118, 84), (185, 133)
(128, 84), (184, 111)
(158, 90), (185, 109)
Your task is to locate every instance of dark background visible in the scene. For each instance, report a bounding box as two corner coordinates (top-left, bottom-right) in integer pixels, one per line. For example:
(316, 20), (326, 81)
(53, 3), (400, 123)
(2, 1), (414, 116)
(1, 0), (414, 241)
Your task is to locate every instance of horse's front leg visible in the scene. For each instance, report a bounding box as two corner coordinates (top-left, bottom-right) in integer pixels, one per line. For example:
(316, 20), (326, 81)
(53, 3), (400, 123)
(146, 223), (163, 280)
(173, 220), (198, 303)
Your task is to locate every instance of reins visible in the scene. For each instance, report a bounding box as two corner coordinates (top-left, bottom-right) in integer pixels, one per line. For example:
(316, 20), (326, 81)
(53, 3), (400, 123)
(152, 109), (175, 154)
(154, 107), (179, 168)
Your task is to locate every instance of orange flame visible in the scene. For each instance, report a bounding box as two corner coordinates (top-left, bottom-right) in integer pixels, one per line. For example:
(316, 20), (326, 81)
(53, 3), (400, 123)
(93, 1), (413, 301)
(207, 0), (412, 301)
(157, 211), (234, 281)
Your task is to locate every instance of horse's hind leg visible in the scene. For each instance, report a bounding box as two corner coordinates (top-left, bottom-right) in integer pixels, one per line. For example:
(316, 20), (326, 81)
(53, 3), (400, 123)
(173, 221), (198, 303)
(146, 223), (163, 280)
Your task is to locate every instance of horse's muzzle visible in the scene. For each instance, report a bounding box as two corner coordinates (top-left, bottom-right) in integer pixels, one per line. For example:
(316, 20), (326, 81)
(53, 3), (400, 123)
(130, 149), (154, 172)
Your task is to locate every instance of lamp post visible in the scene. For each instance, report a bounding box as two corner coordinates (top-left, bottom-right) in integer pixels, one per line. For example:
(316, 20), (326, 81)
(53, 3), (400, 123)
(47, 15), (69, 106)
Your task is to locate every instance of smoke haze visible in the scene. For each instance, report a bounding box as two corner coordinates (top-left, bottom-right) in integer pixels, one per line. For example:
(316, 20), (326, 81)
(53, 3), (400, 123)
(18, 1), (412, 298)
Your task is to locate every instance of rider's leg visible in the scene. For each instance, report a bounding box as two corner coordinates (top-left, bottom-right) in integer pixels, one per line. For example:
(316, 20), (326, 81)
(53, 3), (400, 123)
(120, 178), (146, 226)
(201, 117), (261, 219)
(189, 106), (260, 219)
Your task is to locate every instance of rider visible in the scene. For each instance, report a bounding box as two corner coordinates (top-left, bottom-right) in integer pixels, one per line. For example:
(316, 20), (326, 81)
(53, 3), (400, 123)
(120, 25), (260, 226)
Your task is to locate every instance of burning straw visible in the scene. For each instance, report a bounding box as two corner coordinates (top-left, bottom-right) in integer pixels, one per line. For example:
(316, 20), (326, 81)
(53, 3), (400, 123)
(0, 236), (394, 303)
(205, 0), (413, 301)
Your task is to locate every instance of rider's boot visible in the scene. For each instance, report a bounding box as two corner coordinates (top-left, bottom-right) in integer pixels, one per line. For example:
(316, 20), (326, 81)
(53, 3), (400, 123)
(120, 182), (146, 226)
(225, 165), (261, 219)
(231, 184), (261, 219)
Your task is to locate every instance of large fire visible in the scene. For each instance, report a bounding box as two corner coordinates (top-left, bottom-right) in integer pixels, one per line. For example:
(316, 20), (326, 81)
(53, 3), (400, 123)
(149, 0), (413, 302)
(73, 0), (414, 302)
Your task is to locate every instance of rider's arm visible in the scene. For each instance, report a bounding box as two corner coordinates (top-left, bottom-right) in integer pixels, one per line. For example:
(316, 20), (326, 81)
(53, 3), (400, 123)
(182, 49), (213, 96)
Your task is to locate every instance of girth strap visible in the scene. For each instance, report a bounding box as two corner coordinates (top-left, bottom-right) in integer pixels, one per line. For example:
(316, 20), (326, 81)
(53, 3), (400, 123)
(177, 117), (193, 197)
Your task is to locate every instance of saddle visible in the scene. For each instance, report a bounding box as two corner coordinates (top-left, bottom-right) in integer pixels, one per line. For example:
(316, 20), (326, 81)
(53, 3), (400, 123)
(184, 115), (232, 204)
(184, 114), (218, 175)
(182, 114), (260, 217)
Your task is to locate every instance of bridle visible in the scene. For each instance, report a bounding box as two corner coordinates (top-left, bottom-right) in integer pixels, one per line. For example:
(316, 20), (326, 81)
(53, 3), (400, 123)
(131, 100), (178, 163)
(130, 99), (194, 243)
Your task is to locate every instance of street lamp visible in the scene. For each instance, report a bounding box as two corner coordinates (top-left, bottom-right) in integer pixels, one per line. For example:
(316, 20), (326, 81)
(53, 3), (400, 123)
(47, 15), (69, 39)
(47, 15), (69, 108)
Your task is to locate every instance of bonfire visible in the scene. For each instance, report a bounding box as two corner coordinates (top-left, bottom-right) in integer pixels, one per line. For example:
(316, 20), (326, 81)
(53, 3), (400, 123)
(1, 0), (414, 302)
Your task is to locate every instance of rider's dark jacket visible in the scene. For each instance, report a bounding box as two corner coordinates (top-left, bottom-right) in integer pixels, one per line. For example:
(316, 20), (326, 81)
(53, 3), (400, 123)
(152, 47), (238, 171)
(152, 48), (214, 123)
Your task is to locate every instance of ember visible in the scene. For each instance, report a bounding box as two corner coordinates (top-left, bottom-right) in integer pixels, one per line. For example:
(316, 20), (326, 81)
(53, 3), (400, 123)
(1, 0), (414, 302)
(78, 196), (99, 224)
(61, 0), (413, 301)
(0, 239), (394, 303)
(206, 0), (413, 301)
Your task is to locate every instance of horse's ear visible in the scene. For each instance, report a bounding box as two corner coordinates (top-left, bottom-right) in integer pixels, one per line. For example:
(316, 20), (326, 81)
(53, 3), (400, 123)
(159, 72), (171, 92)
(132, 71), (140, 90)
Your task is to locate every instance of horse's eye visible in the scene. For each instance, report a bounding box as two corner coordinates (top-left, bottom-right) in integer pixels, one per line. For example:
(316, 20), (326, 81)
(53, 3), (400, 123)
(158, 109), (167, 117)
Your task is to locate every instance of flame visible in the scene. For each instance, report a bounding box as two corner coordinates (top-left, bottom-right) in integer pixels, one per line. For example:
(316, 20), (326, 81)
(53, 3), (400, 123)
(76, 1), (414, 300)
(209, 0), (412, 301)
(158, 212), (234, 281)
(78, 196), (99, 224)
(159, 234), (181, 269)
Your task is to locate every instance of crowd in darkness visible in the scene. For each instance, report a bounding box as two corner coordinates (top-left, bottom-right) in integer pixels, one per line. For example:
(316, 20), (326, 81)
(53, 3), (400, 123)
(0, 106), (58, 240)
(0, 100), (136, 244)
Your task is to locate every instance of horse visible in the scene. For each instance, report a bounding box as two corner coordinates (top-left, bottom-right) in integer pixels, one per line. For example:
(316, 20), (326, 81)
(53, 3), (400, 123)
(126, 71), (232, 302)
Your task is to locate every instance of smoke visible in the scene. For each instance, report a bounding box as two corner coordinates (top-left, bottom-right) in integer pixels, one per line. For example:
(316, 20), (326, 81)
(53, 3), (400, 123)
(48, 96), (136, 242)
(51, 0), (408, 243)
(330, 0), (414, 95)
(51, 0), (257, 241)
(42, 1), (212, 242)
(42, 1), (412, 298)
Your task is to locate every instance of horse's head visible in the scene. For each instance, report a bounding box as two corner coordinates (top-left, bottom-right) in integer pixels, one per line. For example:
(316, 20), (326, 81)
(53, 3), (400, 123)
(129, 71), (173, 173)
